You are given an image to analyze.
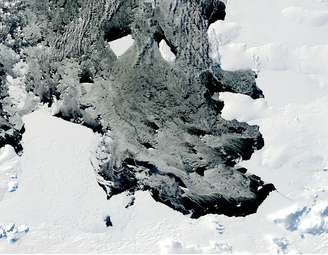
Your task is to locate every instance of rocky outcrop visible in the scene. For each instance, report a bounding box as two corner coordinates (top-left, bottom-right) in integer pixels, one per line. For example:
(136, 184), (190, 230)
(24, 0), (274, 218)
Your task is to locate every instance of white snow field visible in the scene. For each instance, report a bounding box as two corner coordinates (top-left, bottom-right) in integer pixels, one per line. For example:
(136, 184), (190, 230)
(1, 0), (328, 253)
(108, 35), (135, 57)
(159, 40), (176, 63)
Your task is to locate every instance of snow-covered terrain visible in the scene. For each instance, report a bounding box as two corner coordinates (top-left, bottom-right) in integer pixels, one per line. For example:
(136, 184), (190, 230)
(0, 108), (232, 253)
(1, 0), (328, 253)
(209, 0), (328, 252)
(108, 35), (135, 57)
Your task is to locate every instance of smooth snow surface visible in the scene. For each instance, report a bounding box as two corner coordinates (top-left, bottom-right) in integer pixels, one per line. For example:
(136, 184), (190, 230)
(1, 0), (328, 253)
(159, 40), (176, 63)
(108, 35), (135, 57)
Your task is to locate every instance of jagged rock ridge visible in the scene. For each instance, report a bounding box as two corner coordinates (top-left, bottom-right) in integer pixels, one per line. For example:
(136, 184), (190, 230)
(8, 0), (275, 218)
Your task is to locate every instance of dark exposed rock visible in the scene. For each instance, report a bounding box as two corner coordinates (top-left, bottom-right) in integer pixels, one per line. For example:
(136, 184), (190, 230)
(24, 0), (275, 218)
(202, 0), (227, 25)
(0, 114), (23, 153)
(104, 215), (113, 227)
(125, 193), (136, 208)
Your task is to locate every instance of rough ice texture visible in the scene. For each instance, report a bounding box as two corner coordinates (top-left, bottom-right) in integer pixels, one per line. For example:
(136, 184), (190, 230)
(0, 0), (25, 153)
(23, 0), (274, 218)
(0, 63), (22, 153)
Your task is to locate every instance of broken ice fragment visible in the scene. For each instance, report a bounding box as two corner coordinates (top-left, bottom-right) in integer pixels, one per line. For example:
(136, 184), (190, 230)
(7, 179), (18, 192)
(0, 227), (5, 239)
(216, 224), (225, 234)
(17, 225), (29, 233)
